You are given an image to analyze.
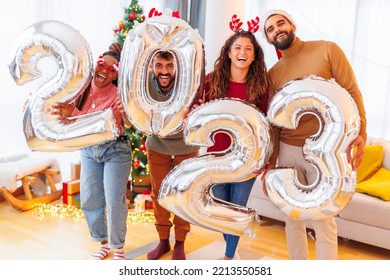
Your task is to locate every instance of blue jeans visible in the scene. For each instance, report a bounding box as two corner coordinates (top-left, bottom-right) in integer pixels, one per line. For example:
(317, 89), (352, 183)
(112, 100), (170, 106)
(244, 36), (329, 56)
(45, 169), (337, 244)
(212, 177), (256, 258)
(80, 139), (131, 249)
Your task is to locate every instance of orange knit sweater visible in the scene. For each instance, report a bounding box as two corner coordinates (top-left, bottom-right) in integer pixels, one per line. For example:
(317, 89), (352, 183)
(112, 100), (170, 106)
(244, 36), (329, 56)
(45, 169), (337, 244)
(267, 37), (367, 164)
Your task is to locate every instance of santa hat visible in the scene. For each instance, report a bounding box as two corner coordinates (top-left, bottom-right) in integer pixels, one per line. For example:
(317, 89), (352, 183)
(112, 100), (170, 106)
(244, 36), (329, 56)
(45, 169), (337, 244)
(260, 9), (295, 39)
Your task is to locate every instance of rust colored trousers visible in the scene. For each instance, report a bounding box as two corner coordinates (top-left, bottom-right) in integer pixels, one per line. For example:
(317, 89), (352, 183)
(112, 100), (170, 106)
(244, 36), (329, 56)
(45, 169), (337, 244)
(147, 149), (198, 241)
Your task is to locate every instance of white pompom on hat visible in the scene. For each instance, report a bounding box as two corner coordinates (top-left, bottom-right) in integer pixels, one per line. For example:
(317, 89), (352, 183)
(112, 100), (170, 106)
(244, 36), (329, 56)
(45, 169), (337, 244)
(260, 9), (295, 38)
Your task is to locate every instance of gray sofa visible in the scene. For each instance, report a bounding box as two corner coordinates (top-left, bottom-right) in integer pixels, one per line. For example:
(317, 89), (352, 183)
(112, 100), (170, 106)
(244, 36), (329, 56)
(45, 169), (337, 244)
(247, 137), (390, 251)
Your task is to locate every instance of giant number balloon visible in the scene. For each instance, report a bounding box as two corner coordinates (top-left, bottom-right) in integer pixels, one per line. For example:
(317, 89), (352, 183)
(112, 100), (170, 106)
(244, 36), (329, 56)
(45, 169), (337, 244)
(119, 9), (204, 137)
(8, 20), (118, 152)
(265, 75), (360, 220)
(158, 99), (273, 236)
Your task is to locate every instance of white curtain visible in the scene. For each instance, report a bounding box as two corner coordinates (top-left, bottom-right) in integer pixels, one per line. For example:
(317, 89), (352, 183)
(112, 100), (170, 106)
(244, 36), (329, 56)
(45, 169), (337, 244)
(246, 0), (390, 140)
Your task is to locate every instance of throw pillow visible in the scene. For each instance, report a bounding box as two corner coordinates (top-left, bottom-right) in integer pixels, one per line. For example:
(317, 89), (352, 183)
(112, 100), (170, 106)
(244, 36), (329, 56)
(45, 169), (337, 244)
(356, 145), (383, 183)
(356, 167), (390, 201)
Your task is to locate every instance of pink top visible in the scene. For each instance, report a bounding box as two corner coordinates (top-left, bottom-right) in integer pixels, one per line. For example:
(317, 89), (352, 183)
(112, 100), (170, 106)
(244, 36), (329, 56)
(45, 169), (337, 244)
(72, 80), (124, 135)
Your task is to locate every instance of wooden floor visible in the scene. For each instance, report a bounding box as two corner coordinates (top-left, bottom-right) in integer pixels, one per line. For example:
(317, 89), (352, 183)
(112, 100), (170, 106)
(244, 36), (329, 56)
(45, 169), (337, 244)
(0, 198), (389, 260)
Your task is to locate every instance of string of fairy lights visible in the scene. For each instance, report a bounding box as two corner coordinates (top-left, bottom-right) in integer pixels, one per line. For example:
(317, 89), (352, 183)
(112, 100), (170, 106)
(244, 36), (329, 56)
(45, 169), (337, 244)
(33, 203), (155, 224)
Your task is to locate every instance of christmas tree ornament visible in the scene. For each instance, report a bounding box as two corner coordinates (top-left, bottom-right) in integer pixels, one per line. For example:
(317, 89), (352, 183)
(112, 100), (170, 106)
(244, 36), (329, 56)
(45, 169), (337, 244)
(113, 0), (145, 45)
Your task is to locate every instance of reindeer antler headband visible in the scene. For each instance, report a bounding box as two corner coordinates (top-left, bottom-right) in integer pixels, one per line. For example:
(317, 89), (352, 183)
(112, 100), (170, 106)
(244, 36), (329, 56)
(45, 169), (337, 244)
(229, 15), (260, 33)
(148, 8), (180, 18)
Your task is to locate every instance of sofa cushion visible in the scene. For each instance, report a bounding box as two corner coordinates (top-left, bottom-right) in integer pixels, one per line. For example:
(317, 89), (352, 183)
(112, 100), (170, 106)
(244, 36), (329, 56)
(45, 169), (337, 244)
(356, 167), (390, 201)
(356, 145), (383, 183)
(367, 137), (390, 169)
(339, 192), (390, 229)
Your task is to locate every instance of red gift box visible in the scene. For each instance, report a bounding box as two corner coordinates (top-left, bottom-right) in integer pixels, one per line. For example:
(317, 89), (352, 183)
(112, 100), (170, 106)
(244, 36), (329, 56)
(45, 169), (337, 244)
(62, 179), (80, 205)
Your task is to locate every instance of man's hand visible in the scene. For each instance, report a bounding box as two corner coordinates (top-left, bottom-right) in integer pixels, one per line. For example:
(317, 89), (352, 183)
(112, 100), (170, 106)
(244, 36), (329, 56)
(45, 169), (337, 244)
(346, 134), (366, 171)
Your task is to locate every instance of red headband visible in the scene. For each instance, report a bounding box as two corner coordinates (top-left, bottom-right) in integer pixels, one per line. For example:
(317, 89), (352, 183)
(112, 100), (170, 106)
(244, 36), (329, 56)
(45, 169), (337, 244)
(148, 8), (180, 18)
(229, 15), (260, 33)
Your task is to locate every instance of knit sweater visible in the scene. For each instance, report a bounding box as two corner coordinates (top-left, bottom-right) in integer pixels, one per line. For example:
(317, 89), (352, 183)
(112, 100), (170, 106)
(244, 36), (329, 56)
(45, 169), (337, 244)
(204, 73), (269, 152)
(72, 80), (124, 135)
(267, 37), (367, 164)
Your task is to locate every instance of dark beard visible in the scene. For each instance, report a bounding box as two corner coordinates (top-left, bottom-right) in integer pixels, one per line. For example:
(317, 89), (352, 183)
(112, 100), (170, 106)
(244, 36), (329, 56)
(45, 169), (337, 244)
(272, 31), (295, 51)
(158, 76), (174, 90)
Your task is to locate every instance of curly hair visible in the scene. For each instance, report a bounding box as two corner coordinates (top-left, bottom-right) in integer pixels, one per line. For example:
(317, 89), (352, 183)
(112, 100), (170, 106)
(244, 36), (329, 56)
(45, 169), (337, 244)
(207, 30), (268, 103)
(108, 42), (123, 58)
(102, 50), (121, 63)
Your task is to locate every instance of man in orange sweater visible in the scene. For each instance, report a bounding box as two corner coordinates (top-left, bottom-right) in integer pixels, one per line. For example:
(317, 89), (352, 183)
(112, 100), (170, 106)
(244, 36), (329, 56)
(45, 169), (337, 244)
(261, 9), (367, 259)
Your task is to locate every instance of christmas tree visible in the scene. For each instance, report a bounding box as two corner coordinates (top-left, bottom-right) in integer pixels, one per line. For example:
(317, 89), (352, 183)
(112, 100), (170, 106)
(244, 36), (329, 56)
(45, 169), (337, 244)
(113, 1), (150, 191)
(113, 0), (146, 45)
(124, 125), (149, 186)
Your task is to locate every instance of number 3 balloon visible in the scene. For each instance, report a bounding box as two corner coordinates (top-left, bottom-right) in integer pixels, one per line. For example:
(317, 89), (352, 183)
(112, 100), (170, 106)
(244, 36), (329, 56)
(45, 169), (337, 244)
(8, 20), (118, 152)
(265, 75), (360, 220)
(119, 9), (204, 137)
(159, 99), (273, 236)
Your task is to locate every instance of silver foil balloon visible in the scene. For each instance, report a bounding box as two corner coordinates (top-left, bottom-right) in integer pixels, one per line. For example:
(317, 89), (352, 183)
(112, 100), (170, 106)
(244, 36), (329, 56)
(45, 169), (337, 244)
(265, 75), (360, 220)
(8, 20), (118, 152)
(119, 9), (205, 137)
(159, 98), (273, 236)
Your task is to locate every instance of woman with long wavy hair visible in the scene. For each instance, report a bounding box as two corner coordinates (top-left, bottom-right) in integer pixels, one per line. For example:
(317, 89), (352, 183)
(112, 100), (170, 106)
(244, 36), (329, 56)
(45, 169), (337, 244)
(201, 29), (269, 260)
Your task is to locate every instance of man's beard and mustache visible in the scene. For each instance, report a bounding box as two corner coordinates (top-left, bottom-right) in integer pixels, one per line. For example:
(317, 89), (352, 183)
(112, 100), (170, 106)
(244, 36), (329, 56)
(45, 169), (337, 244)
(158, 74), (175, 90)
(272, 30), (295, 50)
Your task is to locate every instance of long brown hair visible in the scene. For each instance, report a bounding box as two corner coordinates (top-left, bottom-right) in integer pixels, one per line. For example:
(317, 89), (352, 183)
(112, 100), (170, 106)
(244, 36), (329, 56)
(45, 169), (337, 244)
(207, 30), (268, 103)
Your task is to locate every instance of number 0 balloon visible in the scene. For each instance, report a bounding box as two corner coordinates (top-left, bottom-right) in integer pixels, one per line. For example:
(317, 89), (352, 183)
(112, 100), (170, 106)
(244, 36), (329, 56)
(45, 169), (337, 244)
(119, 9), (205, 137)
(265, 76), (360, 220)
(8, 20), (118, 152)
